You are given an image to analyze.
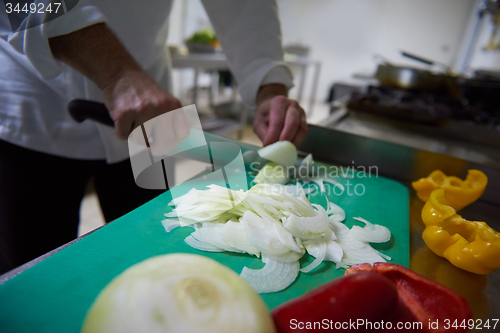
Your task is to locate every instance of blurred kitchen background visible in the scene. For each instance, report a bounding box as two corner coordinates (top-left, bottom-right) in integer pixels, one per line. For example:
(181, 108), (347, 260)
(167, 0), (499, 111)
(80, 0), (500, 234)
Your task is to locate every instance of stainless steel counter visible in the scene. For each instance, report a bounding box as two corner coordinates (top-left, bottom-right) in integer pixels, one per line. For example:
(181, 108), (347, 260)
(324, 108), (500, 169)
(300, 124), (500, 325)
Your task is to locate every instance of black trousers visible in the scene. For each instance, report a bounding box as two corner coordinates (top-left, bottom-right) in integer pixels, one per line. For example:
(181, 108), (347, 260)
(0, 139), (165, 274)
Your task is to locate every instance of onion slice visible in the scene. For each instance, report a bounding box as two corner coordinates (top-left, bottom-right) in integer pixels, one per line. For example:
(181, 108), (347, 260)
(240, 256), (300, 293)
(191, 221), (260, 256)
(282, 204), (330, 240)
(324, 240), (343, 263)
(184, 235), (224, 252)
(338, 236), (389, 266)
(301, 238), (327, 273)
(328, 202), (346, 222)
(253, 162), (289, 184)
(241, 211), (302, 262)
(161, 219), (181, 233)
(350, 217), (391, 243)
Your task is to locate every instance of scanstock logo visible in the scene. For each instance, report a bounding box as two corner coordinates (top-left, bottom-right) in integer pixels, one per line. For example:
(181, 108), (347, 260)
(3, 0), (79, 32)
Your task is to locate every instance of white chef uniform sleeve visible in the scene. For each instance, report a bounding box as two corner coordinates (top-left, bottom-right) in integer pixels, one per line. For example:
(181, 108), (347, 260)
(7, 0), (107, 80)
(200, 0), (294, 110)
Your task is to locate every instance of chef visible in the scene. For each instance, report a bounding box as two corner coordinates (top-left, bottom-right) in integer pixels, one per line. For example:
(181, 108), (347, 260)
(0, 0), (308, 273)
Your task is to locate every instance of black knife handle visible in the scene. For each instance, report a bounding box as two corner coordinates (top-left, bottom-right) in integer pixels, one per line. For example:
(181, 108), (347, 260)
(68, 99), (115, 127)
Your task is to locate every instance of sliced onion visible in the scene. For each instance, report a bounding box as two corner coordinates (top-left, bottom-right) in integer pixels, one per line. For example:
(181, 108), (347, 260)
(240, 256), (300, 293)
(328, 219), (350, 236)
(258, 141), (297, 167)
(241, 211), (302, 262)
(167, 185), (245, 224)
(248, 185), (315, 218)
(282, 204), (329, 240)
(377, 250), (392, 261)
(253, 162), (289, 184)
(191, 228), (238, 253)
(270, 219), (302, 253)
(162, 182), (392, 294)
(184, 235), (224, 252)
(304, 238), (343, 264)
(350, 217), (391, 243)
(272, 183), (311, 197)
(327, 202), (346, 222)
(322, 226), (337, 241)
(337, 233), (388, 266)
(191, 221), (260, 256)
(324, 240), (343, 263)
(161, 218), (181, 233)
(301, 238), (327, 273)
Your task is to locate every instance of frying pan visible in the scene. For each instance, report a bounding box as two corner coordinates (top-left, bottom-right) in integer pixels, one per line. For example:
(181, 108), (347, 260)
(374, 51), (455, 91)
(396, 51), (500, 107)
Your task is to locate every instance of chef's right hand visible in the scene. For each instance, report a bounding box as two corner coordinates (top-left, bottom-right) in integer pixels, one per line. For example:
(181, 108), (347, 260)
(102, 69), (182, 139)
(102, 69), (190, 156)
(48, 23), (190, 152)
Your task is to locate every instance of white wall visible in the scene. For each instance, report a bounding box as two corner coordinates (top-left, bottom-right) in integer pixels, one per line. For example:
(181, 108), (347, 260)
(167, 0), (477, 102)
(277, 0), (475, 100)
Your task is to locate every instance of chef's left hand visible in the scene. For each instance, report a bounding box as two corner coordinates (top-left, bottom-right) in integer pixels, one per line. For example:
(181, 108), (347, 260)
(253, 84), (308, 147)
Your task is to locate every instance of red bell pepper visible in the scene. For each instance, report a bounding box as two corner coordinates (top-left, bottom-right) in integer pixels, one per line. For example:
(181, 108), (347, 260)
(272, 271), (399, 332)
(345, 263), (472, 333)
(272, 264), (472, 333)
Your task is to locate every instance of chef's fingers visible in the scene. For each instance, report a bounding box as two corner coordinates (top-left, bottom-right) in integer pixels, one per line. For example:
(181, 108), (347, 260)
(291, 112), (308, 147)
(262, 96), (288, 146)
(148, 108), (191, 158)
(279, 100), (303, 144)
(114, 96), (182, 141)
(133, 98), (182, 132)
(114, 108), (138, 140)
(252, 110), (269, 142)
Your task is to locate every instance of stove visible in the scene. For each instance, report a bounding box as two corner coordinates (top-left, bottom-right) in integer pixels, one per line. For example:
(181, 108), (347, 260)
(323, 83), (500, 167)
(347, 85), (499, 128)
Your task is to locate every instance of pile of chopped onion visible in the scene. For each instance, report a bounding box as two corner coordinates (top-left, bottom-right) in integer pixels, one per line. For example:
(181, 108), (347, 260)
(163, 183), (391, 293)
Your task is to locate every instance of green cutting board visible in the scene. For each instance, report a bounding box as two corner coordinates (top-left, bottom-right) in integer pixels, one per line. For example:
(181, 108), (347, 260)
(0, 164), (409, 333)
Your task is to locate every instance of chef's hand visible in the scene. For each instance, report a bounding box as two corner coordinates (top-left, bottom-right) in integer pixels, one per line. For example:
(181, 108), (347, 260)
(101, 69), (183, 140)
(49, 23), (189, 144)
(103, 69), (190, 158)
(253, 84), (308, 147)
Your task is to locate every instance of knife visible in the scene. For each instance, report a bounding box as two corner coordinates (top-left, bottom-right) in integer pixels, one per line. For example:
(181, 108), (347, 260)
(68, 99), (115, 127)
(67, 99), (268, 169)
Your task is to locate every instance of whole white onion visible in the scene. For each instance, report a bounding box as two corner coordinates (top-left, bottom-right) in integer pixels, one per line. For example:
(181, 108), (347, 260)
(81, 254), (276, 333)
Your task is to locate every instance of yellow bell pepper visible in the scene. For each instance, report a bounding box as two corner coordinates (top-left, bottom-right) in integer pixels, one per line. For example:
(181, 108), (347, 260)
(412, 169), (488, 211)
(421, 189), (500, 275)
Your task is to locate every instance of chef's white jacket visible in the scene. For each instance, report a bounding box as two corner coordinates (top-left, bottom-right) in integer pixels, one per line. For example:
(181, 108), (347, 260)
(0, 0), (293, 162)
